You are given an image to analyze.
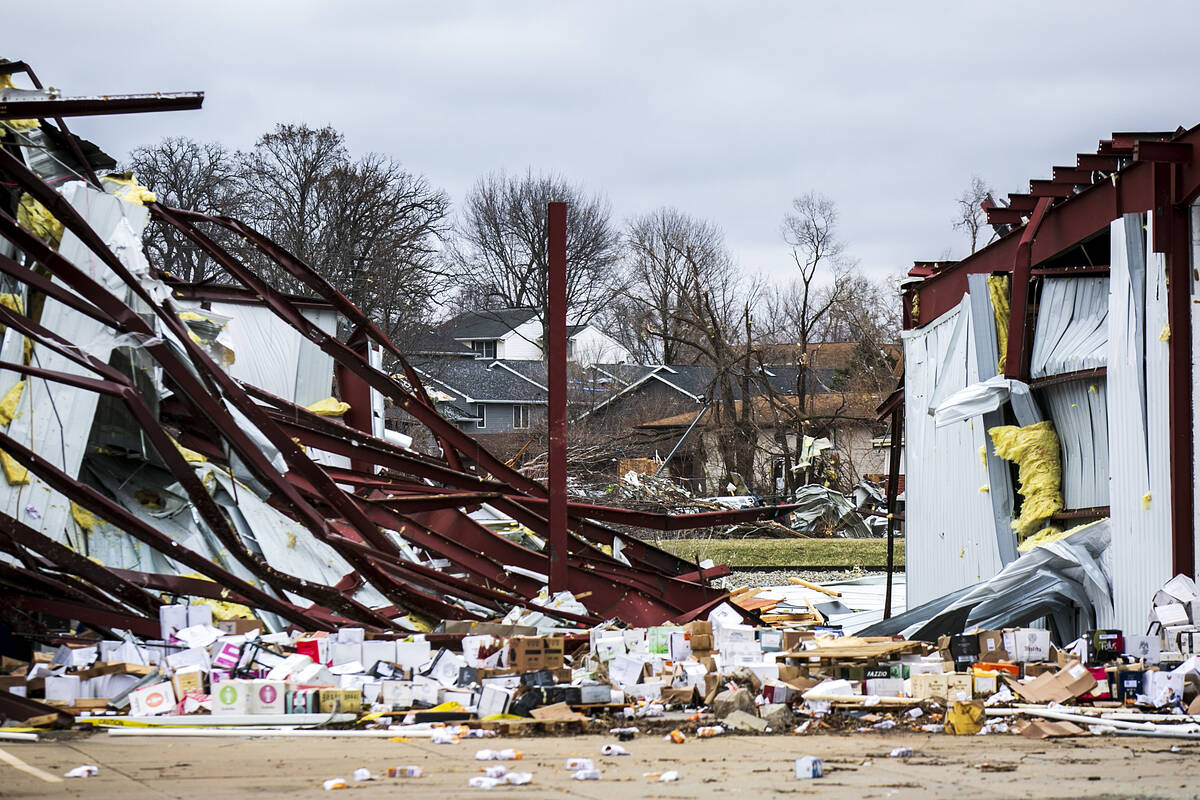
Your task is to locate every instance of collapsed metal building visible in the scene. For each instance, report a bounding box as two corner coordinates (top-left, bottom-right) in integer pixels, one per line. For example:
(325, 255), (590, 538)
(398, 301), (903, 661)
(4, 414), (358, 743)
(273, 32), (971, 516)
(0, 62), (802, 644)
(890, 126), (1200, 636)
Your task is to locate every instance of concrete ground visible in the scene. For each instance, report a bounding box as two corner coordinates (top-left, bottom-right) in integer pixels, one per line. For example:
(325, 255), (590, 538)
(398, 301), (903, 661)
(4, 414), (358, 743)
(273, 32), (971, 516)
(2, 730), (1198, 799)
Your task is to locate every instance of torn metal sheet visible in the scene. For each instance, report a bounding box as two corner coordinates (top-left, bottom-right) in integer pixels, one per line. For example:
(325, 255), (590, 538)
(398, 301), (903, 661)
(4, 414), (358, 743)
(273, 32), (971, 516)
(861, 519), (1112, 643)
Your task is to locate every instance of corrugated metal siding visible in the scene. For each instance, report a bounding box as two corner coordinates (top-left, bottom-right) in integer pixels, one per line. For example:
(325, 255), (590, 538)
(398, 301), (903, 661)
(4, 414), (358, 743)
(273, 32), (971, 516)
(1040, 378), (1108, 509)
(903, 297), (1005, 606)
(1030, 277), (1109, 378)
(1108, 214), (1172, 633)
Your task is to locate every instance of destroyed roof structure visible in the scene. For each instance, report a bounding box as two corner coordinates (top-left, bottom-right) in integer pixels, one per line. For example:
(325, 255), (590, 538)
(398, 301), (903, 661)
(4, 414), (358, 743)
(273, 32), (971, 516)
(0, 62), (810, 646)
(890, 126), (1200, 637)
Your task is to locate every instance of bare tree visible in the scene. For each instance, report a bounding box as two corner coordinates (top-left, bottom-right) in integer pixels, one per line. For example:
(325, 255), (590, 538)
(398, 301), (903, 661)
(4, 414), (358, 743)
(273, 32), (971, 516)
(447, 170), (622, 352)
(129, 124), (450, 344)
(235, 124), (450, 343)
(953, 175), (994, 254)
(605, 207), (730, 365)
(128, 137), (242, 282)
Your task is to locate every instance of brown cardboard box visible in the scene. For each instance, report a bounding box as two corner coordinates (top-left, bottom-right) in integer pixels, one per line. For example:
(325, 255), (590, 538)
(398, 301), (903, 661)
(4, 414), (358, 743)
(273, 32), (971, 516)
(776, 664), (807, 683)
(910, 672), (949, 700)
(781, 630), (812, 653)
(1024, 662), (1058, 678)
(944, 673), (972, 701)
(318, 688), (363, 714)
(543, 637), (565, 669)
(977, 630), (1008, 661)
(688, 633), (714, 652)
(507, 637), (545, 671)
(660, 686), (699, 706)
(216, 619), (262, 635)
(682, 620), (713, 637)
(444, 621), (538, 636)
(1010, 661), (1096, 704)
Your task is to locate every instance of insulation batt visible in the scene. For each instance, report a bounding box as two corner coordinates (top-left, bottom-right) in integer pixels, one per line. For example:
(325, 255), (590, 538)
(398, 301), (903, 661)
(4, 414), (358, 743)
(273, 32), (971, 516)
(986, 275), (1010, 373)
(988, 420), (1064, 538)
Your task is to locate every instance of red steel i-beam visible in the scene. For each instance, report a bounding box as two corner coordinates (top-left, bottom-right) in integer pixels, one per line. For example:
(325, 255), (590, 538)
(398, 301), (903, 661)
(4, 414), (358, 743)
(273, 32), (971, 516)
(547, 201), (569, 593)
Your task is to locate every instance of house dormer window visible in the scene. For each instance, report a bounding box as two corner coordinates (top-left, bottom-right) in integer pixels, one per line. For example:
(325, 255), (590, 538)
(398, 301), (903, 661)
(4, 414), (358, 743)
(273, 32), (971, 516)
(471, 340), (497, 359)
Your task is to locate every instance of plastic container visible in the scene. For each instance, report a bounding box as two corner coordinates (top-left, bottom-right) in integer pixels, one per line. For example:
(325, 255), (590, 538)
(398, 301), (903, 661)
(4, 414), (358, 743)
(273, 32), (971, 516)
(475, 748), (522, 761)
(794, 757), (824, 779)
(666, 729), (686, 744)
(601, 744), (629, 756)
(889, 747), (913, 758)
(483, 766), (508, 778)
(322, 778), (347, 790)
(467, 776), (501, 789)
(696, 726), (724, 737)
(571, 769), (602, 781)
(504, 772), (533, 785)
(386, 766), (423, 778)
(566, 757), (595, 771)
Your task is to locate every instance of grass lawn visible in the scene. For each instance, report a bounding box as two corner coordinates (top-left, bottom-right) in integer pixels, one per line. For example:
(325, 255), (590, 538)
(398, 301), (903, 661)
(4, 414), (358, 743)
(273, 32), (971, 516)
(656, 537), (903, 568)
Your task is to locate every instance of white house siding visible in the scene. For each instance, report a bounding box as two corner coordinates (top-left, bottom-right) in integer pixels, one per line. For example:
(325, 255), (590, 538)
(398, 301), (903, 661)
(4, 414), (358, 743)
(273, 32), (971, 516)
(903, 297), (1004, 607)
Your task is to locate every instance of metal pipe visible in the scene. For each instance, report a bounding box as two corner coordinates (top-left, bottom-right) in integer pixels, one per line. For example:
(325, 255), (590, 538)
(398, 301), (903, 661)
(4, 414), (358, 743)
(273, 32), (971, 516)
(883, 404), (903, 619)
(547, 202), (569, 593)
(655, 402), (711, 477)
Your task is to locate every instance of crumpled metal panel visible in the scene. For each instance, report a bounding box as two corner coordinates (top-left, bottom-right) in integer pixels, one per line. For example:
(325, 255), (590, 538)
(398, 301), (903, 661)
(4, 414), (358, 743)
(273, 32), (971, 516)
(862, 519), (1112, 643)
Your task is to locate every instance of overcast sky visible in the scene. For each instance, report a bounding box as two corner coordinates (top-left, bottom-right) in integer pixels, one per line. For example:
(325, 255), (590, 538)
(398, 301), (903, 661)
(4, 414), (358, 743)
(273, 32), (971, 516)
(8, 2), (1200, 287)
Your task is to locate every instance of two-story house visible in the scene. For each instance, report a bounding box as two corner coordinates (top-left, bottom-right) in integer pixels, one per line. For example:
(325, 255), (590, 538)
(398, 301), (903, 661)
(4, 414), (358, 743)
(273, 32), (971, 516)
(446, 308), (632, 363)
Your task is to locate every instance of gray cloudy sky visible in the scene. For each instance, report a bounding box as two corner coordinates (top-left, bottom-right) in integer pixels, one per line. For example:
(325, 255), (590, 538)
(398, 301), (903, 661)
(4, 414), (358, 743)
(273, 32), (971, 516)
(7, 2), (1200, 285)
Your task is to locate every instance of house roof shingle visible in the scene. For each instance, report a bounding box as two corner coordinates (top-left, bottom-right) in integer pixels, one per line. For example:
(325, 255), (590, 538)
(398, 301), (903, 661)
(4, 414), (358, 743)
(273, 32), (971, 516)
(447, 308), (538, 340)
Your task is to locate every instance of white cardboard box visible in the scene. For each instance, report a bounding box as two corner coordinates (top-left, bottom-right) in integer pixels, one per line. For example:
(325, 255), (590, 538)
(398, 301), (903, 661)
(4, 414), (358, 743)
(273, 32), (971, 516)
(380, 680), (414, 709)
(477, 685), (512, 717)
(129, 681), (176, 716)
(1002, 628), (1051, 662)
(329, 642), (364, 667)
(394, 639), (432, 670)
(44, 675), (81, 703)
(159, 605), (188, 643)
(361, 640), (397, 667)
(248, 680), (285, 714)
(212, 679), (252, 714)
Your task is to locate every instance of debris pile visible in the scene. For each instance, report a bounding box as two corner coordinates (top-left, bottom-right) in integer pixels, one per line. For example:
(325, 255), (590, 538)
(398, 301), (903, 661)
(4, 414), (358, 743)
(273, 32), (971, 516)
(0, 62), (815, 672)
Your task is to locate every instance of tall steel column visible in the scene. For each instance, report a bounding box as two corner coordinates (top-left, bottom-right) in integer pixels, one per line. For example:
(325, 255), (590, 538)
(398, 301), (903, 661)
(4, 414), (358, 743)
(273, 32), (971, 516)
(547, 202), (569, 592)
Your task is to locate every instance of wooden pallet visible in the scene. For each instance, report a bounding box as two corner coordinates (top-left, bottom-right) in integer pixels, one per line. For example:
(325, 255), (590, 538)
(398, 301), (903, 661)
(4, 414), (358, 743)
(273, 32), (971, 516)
(477, 718), (586, 736)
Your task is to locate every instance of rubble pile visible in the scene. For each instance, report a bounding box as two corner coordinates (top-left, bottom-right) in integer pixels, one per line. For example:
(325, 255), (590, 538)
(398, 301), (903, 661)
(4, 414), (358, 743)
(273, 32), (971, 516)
(4, 573), (1200, 750)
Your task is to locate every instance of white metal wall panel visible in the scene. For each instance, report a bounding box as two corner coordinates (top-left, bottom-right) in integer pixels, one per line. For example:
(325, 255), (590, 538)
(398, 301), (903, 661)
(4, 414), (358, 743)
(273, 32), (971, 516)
(1030, 277), (1109, 378)
(209, 302), (337, 408)
(1108, 214), (1172, 633)
(1040, 378), (1108, 509)
(904, 298), (1003, 606)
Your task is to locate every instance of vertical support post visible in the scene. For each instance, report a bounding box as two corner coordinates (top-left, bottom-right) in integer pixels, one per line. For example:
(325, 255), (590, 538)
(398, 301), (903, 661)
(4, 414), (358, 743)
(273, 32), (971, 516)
(1164, 200), (1195, 577)
(547, 202), (569, 593)
(1004, 196), (1052, 379)
(883, 404), (903, 619)
(336, 328), (374, 475)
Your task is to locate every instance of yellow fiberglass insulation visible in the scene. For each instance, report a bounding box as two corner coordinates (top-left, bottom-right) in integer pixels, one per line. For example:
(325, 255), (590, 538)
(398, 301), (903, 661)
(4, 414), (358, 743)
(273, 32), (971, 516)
(101, 173), (157, 206)
(988, 420), (1063, 539)
(0, 380), (25, 426)
(986, 275), (1010, 374)
(307, 397), (351, 417)
(17, 193), (63, 248)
